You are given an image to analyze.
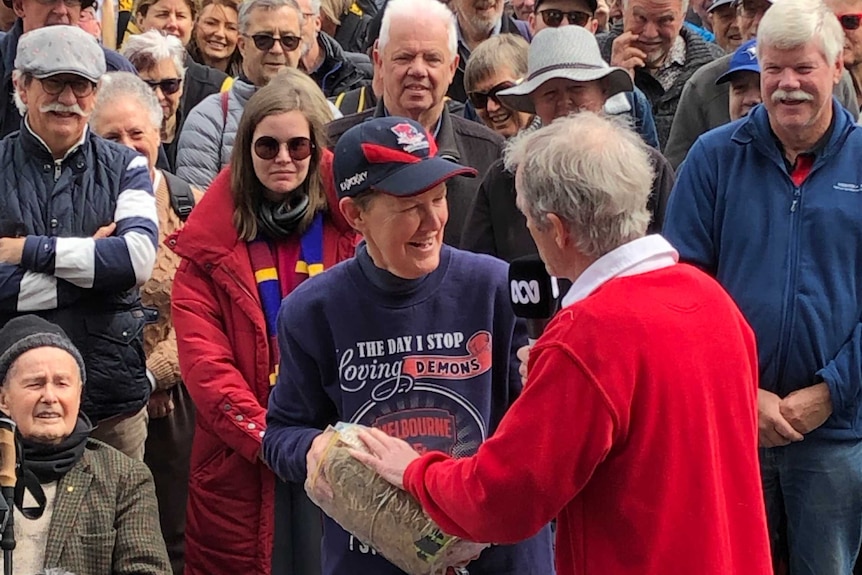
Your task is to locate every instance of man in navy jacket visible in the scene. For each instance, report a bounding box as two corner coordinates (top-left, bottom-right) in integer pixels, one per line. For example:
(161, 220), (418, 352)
(664, 0), (862, 572)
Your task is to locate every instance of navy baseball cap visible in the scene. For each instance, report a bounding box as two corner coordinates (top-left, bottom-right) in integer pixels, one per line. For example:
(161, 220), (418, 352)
(333, 117), (477, 200)
(716, 39), (760, 84)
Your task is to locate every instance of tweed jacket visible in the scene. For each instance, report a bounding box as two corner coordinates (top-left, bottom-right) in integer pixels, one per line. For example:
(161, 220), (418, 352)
(41, 439), (171, 574)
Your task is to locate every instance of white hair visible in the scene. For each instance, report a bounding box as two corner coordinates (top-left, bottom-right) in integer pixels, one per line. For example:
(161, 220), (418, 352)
(239, 0), (303, 34)
(621, 0), (690, 23)
(505, 112), (653, 259)
(12, 69), (27, 116)
(756, 0), (843, 65)
(378, 0), (458, 63)
(310, 0), (321, 13)
(121, 30), (187, 80)
(90, 72), (164, 132)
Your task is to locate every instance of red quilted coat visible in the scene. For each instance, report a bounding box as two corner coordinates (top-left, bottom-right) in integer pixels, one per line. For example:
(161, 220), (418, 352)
(170, 151), (357, 574)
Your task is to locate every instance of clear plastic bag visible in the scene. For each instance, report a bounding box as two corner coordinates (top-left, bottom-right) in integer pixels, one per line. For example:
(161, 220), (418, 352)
(306, 423), (488, 575)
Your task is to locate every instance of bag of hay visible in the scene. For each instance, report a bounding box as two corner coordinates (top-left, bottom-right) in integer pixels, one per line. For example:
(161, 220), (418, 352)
(306, 422), (488, 575)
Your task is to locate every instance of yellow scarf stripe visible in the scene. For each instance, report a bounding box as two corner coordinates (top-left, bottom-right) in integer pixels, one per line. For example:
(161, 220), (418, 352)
(255, 268), (278, 282)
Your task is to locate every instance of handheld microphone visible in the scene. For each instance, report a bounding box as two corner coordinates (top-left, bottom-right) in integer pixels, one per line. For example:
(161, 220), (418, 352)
(508, 255), (559, 344)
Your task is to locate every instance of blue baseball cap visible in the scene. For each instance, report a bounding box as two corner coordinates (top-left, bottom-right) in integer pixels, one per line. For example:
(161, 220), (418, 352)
(716, 39), (760, 85)
(333, 117), (478, 200)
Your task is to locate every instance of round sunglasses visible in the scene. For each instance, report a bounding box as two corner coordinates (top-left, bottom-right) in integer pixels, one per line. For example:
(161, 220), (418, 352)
(253, 136), (315, 161)
(537, 8), (592, 27)
(143, 78), (182, 96)
(838, 13), (862, 30)
(468, 81), (517, 110)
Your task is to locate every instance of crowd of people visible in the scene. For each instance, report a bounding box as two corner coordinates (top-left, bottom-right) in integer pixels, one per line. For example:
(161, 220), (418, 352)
(0, 0), (859, 573)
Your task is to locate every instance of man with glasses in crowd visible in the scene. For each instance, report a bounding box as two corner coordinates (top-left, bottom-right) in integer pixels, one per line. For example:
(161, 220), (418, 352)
(0, 0), (135, 138)
(0, 26), (158, 460)
(708, 0), (742, 51)
(825, 0), (862, 107)
(176, 0), (307, 189)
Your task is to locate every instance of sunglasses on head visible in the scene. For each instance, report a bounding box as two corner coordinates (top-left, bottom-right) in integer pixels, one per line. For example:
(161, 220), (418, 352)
(245, 33), (302, 52)
(537, 8), (592, 27)
(838, 13), (862, 30)
(143, 78), (182, 95)
(468, 81), (517, 110)
(253, 136), (315, 161)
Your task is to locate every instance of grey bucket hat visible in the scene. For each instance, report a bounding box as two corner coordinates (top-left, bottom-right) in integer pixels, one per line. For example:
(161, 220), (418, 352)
(497, 26), (633, 114)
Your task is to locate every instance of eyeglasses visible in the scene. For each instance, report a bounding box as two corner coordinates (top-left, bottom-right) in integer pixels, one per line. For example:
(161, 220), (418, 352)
(253, 136), (315, 161)
(34, 0), (83, 7)
(143, 78), (182, 95)
(838, 13), (862, 30)
(537, 8), (592, 27)
(38, 76), (95, 97)
(468, 81), (517, 110)
(244, 33), (302, 52)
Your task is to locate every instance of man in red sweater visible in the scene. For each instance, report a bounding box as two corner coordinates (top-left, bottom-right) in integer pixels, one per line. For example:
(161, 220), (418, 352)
(351, 112), (773, 574)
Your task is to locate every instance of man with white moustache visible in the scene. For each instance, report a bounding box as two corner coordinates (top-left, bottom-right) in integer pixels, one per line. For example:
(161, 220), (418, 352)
(665, 0), (862, 571)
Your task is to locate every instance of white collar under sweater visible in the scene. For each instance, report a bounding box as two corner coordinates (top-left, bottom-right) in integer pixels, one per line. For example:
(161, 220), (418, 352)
(561, 235), (679, 309)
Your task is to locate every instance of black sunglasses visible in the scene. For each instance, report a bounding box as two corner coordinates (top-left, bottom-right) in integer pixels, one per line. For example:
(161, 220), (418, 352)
(143, 78), (182, 96)
(253, 136), (315, 161)
(38, 77), (96, 97)
(537, 8), (592, 27)
(245, 33), (302, 52)
(839, 13), (862, 30)
(468, 81), (517, 110)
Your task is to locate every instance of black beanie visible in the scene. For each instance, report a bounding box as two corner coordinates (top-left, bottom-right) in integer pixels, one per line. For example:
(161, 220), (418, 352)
(0, 316), (86, 386)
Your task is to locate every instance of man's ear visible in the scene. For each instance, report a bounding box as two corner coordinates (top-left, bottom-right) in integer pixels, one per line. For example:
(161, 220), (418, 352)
(0, 383), (11, 417)
(547, 212), (569, 249)
(12, 0), (24, 19)
(339, 197), (365, 232)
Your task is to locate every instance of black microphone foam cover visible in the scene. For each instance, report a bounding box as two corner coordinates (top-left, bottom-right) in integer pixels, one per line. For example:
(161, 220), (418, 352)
(508, 255), (557, 320)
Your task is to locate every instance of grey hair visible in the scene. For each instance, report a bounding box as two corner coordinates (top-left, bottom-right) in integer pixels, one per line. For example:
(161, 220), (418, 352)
(309, 0), (321, 13)
(621, 0), (690, 22)
(121, 30), (187, 80)
(505, 112), (653, 259)
(464, 34), (529, 94)
(378, 0), (458, 63)
(756, 0), (843, 65)
(11, 69), (28, 116)
(239, 0), (303, 34)
(90, 72), (164, 131)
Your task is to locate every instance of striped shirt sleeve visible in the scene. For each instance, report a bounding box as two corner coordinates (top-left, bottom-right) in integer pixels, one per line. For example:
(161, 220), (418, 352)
(0, 264), (83, 312)
(19, 154), (158, 292)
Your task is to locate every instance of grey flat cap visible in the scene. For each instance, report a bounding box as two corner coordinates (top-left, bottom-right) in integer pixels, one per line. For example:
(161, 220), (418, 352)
(497, 26), (633, 115)
(15, 25), (106, 83)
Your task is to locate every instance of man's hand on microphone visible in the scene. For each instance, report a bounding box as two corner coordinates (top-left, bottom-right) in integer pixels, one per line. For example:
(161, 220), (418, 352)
(758, 389), (804, 447)
(517, 345), (531, 386)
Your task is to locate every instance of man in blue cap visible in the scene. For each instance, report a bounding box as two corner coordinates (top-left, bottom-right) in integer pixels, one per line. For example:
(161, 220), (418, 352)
(716, 38), (762, 120)
(262, 116), (554, 575)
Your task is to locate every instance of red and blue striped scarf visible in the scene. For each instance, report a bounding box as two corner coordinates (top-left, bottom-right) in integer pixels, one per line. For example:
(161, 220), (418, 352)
(247, 212), (325, 385)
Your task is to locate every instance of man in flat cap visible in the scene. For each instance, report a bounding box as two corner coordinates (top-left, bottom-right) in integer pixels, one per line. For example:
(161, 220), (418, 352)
(0, 26), (158, 461)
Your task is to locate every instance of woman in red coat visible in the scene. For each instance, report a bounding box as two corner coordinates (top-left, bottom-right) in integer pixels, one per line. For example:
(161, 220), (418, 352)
(170, 69), (357, 575)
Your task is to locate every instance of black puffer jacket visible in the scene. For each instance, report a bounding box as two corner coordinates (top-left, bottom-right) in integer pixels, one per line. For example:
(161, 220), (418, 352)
(311, 32), (372, 98)
(0, 127), (157, 423)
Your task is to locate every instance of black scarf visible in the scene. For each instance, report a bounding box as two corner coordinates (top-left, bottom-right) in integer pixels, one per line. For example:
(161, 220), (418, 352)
(14, 414), (92, 519)
(256, 188), (310, 240)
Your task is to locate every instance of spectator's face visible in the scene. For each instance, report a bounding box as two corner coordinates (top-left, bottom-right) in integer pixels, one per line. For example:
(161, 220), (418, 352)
(0, 347), (82, 446)
(530, 76), (607, 124)
(711, 3), (741, 52)
(727, 70), (760, 120)
(296, 0), (321, 55)
(77, 5), (101, 38)
(469, 67), (531, 137)
(760, 39), (842, 140)
(138, 58), (183, 127)
(194, 3), (240, 65)
(238, 6), (303, 86)
(15, 73), (96, 150)
(826, 0), (862, 69)
(458, 0), (505, 31)
(512, 0), (536, 19)
(90, 95), (162, 174)
(13, 0), (82, 32)
(736, 0), (770, 40)
(374, 14), (458, 123)
(251, 110), (313, 199)
(138, 0), (194, 46)
(344, 184), (449, 279)
(623, 0), (685, 68)
(529, 0), (598, 34)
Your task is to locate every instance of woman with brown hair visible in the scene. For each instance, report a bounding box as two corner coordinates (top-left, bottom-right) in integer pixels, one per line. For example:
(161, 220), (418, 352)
(187, 0), (243, 76)
(169, 67), (357, 575)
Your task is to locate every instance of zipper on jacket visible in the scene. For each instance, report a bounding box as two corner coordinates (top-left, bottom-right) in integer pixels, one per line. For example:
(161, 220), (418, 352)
(790, 187), (801, 212)
(53, 159), (62, 182)
(774, 184), (804, 392)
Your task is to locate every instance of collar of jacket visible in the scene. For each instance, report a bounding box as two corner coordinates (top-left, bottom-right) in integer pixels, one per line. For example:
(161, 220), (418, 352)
(231, 77), (258, 103)
(457, 15), (519, 70)
(731, 98), (855, 172)
(21, 116), (89, 164)
(373, 98), (462, 162)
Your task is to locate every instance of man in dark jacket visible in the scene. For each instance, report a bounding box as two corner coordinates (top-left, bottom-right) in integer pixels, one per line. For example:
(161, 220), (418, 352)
(0, 0), (136, 138)
(462, 25), (673, 262)
(328, 0), (504, 248)
(298, 0), (371, 97)
(0, 26), (157, 460)
(597, 0), (725, 150)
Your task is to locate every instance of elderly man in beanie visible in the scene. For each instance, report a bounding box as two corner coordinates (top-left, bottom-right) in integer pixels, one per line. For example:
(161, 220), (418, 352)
(461, 25), (673, 262)
(0, 315), (170, 574)
(263, 116), (554, 575)
(0, 0), (135, 138)
(0, 26), (158, 461)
